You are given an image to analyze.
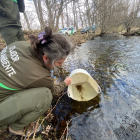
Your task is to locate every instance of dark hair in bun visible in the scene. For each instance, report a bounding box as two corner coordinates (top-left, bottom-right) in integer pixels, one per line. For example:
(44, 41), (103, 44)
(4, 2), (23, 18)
(44, 27), (52, 38)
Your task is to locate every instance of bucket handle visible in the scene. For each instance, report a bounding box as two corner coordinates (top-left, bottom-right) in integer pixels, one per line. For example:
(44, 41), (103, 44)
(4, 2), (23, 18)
(93, 78), (102, 93)
(98, 84), (102, 93)
(67, 90), (71, 97)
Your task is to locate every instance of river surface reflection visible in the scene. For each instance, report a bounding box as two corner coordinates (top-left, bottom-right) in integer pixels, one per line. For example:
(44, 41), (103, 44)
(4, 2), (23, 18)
(52, 35), (140, 140)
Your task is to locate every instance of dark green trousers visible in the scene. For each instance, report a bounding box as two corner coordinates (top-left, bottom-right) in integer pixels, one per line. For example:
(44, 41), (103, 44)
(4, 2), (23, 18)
(0, 87), (52, 131)
(0, 26), (25, 45)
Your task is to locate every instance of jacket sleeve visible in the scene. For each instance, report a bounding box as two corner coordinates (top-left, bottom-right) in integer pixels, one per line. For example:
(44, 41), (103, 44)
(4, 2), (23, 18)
(17, 0), (25, 13)
(52, 82), (67, 95)
(25, 76), (67, 96)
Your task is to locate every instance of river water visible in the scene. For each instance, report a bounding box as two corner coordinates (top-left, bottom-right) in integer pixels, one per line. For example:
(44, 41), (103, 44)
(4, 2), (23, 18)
(52, 34), (140, 140)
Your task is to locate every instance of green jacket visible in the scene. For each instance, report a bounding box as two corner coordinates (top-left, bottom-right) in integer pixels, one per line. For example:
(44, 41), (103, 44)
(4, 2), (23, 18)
(0, 41), (67, 103)
(0, 0), (25, 28)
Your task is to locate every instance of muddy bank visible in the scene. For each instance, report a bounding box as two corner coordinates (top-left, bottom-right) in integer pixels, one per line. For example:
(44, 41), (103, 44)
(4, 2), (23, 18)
(122, 29), (140, 36)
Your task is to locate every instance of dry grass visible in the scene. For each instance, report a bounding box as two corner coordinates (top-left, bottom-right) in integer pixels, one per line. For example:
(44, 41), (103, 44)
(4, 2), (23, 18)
(0, 35), (6, 50)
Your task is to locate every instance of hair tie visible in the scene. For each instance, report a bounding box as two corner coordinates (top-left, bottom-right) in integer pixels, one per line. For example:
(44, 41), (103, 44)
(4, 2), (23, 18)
(38, 31), (47, 44)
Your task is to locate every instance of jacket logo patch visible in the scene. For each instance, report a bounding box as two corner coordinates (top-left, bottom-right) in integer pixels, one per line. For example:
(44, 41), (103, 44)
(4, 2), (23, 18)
(0, 46), (19, 77)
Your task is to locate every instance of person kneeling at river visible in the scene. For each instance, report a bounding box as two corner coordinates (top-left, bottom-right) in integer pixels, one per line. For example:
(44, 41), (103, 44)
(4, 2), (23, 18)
(0, 27), (72, 138)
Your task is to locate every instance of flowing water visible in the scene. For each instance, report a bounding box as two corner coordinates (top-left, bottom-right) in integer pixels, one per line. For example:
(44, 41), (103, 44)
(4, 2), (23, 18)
(52, 34), (140, 140)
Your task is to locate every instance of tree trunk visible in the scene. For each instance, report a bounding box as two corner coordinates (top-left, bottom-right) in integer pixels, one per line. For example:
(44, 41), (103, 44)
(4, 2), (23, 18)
(54, 0), (63, 31)
(73, 1), (76, 27)
(61, 13), (64, 29)
(38, 0), (45, 29)
(77, 2), (83, 28)
(66, 4), (69, 27)
(127, 27), (131, 33)
(45, 0), (55, 30)
(33, 0), (43, 30)
(23, 12), (31, 30)
(86, 0), (91, 27)
(75, 2), (78, 30)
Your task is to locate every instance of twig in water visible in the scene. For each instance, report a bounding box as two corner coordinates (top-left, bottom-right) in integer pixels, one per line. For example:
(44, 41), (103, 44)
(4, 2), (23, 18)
(60, 115), (80, 140)
(41, 124), (52, 137)
(66, 121), (69, 140)
(41, 91), (66, 124)
(32, 120), (39, 140)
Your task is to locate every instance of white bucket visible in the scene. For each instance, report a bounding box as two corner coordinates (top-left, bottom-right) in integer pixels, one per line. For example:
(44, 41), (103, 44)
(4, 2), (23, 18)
(67, 69), (101, 101)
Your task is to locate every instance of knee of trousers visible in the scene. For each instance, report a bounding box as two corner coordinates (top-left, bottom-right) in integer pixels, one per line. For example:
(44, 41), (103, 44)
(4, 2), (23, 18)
(30, 87), (52, 113)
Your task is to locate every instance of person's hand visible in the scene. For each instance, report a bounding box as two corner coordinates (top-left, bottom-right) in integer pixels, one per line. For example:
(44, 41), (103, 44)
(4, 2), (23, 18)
(64, 77), (71, 86)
